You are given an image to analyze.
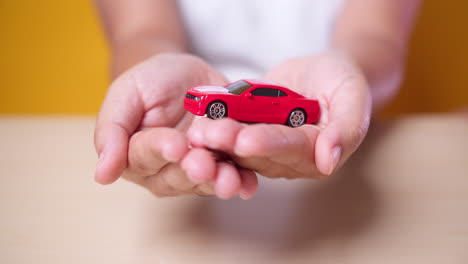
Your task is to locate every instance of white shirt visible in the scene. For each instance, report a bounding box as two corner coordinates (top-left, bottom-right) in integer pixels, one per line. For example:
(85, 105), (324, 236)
(178, 0), (344, 81)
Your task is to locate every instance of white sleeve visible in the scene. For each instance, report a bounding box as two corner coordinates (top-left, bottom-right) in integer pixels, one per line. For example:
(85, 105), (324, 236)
(178, 0), (344, 81)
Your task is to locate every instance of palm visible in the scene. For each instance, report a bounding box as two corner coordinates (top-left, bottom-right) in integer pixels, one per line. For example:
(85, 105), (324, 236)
(127, 54), (227, 131)
(265, 53), (369, 127)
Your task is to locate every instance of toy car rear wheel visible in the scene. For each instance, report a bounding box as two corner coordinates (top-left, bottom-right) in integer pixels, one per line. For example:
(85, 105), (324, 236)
(206, 101), (228, 119)
(287, 109), (307, 127)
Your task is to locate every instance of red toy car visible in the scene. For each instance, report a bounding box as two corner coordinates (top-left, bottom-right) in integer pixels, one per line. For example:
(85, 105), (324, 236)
(184, 79), (320, 127)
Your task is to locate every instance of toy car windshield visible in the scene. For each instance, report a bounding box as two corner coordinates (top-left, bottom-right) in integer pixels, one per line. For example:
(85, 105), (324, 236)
(225, 81), (253, 95)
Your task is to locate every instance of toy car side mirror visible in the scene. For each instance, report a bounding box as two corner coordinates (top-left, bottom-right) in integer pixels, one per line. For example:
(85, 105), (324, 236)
(246, 92), (253, 99)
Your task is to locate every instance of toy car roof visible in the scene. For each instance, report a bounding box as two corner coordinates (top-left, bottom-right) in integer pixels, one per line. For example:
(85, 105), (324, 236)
(243, 79), (282, 87)
(241, 79), (304, 98)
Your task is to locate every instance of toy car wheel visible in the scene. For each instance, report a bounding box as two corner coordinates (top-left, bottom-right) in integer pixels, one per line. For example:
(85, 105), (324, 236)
(287, 109), (307, 127)
(206, 101), (228, 119)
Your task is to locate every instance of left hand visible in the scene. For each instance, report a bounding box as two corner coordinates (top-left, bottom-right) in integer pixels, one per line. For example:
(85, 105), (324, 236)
(94, 53), (258, 199)
(187, 51), (372, 179)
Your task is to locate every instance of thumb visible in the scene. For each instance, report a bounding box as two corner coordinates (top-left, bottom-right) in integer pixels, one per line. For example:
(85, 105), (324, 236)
(315, 79), (372, 176)
(94, 74), (144, 184)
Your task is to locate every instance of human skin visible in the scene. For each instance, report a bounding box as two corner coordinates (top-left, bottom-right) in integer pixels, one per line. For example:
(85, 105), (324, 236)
(94, 0), (421, 199)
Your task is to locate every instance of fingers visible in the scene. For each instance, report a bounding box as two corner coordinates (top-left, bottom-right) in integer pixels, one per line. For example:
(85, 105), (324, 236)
(188, 117), (318, 167)
(234, 124), (321, 178)
(187, 117), (245, 153)
(181, 148), (248, 199)
(132, 141), (216, 197)
(234, 124), (317, 161)
(94, 124), (129, 185)
(126, 128), (190, 179)
(238, 169), (258, 200)
(187, 117), (322, 178)
(142, 162), (215, 197)
(315, 76), (372, 176)
(143, 160), (247, 199)
(214, 162), (242, 199)
(180, 148), (216, 183)
(94, 74), (144, 184)
(125, 127), (254, 199)
(143, 157), (249, 199)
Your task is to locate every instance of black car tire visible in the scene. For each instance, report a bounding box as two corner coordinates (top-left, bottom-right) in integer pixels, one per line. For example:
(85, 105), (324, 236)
(206, 101), (228, 119)
(287, 108), (307, 127)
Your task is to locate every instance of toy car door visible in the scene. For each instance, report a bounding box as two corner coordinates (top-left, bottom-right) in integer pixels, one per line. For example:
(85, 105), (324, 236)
(239, 87), (282, 123)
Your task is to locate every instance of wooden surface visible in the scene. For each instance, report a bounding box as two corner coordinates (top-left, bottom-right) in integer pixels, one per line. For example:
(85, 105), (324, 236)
(0, 115), (467, 263)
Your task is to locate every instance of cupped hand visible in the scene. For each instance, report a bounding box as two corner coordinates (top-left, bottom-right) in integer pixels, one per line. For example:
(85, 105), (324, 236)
(187, 51), (372, 179)
(94, 53), (258, 199)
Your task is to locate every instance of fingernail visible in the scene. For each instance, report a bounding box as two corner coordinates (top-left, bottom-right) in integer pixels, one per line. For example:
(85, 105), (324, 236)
(96, 148), (106, 168)
(95, 150), (106, 182)
(233, 138), (249, 156)
(188, 127), (204, 147)
(217, 193), (231, 200)
(239, 191), (250, 200)
(163, 152), (178, 163)
(327, 146), (342, 175)
(99, 149), (105, 161)
(216, 188), (232, 200)
(162, 145), (180, 163)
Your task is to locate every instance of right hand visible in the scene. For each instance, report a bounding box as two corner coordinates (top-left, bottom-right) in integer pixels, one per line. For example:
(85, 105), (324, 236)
(94, 53), (258, 199)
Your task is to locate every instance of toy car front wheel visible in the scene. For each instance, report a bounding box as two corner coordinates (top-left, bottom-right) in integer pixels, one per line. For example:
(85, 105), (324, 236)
(287, 109), (307, 127)
(206, 101), (228, 119)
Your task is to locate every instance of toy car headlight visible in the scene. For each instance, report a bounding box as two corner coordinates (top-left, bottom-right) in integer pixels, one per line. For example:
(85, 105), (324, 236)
(186, 93), (202, 101)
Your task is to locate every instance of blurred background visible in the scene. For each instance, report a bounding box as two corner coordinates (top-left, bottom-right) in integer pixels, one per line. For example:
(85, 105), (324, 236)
(0, 0), (467, 116)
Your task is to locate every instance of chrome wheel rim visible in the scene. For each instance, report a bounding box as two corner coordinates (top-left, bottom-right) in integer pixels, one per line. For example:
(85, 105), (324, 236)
(289, 110), (305, 127)
(209, 102), (226, 119)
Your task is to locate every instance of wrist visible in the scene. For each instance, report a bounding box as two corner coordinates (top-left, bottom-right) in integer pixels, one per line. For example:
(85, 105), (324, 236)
(110, 37), (187, 78)
(328, 42), (404, 111)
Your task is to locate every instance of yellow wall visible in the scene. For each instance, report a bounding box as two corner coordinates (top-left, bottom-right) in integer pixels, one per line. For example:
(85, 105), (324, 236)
(0, 0), (467, 115)
(0, 0), (108, 114)
(382, 0), (468, 116)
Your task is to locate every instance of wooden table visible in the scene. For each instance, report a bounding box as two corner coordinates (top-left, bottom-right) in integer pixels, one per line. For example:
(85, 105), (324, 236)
(0, 115), (467, 263)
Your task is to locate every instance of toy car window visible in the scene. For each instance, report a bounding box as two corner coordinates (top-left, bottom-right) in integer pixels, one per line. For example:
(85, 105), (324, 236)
(251, 88), (278, 97)
(278, 90), (287, 97)
(226, 81), (253, 95)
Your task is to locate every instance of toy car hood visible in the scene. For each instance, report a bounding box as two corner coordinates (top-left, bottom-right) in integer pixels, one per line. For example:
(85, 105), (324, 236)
(190, 85), (229, 94)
